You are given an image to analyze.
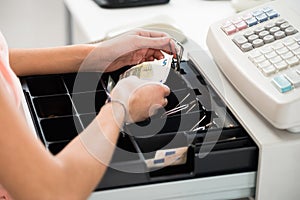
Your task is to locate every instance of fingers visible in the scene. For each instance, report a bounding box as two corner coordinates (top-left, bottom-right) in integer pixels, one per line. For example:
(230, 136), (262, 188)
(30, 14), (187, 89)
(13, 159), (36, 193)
(143, 49), (165, 60)
(163, 98), (168, 107)
(160, 83), (171, 97)
(134, 28), (170, 38)
(134, 35), (179, 58)
(135, 35), (171, 50)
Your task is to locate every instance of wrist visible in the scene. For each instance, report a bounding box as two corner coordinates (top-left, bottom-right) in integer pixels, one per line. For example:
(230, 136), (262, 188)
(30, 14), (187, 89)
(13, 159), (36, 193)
(101, 101), (126, 129)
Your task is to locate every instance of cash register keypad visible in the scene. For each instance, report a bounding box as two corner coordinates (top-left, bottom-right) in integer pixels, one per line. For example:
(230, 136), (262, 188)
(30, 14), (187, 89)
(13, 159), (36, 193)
(221, 7), (300, 93)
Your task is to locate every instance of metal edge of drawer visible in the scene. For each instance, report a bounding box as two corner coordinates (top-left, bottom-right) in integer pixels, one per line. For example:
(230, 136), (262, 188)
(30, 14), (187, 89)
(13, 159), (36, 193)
(89, 171), (256, 200)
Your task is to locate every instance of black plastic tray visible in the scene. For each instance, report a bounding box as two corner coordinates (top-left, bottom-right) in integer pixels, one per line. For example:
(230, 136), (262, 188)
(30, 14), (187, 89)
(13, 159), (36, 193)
(20, 60), (258, 191)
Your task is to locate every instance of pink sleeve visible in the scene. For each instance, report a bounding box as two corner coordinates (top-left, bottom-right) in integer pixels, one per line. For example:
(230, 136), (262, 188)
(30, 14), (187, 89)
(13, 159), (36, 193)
(0, 32), (21, 107)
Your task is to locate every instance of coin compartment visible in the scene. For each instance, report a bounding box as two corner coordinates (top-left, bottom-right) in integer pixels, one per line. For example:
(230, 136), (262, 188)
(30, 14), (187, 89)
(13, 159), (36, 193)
(20, 60), (258, 191)
(33, 95), (75, 118)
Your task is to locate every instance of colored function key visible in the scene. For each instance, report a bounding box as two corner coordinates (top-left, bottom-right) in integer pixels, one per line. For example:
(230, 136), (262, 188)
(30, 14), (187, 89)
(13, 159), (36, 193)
(252, 10), (264, 17)
(266, 10), (279, 19)
(262, 7), (273, 13)
(246, 17), (258, 27)
(223, 24), (238, 35)
(272, 75), (293, 93)
(236, 21), (248, 31)
(256, 13), (268, 23)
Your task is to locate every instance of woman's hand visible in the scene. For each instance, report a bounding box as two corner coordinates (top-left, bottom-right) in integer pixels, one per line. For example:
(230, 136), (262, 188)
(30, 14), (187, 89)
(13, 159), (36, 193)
(82, 29), (174, 72)
(110, 76), (170, 123)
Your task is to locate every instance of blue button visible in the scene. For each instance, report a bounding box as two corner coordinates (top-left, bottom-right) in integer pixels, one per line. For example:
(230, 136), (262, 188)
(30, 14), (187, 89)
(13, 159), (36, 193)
(246, 17), (258, 27)
(252, 10), (264, 17)
(272, 75), (293, 93)
(267, 10), (279, 19)
(256, 13), (268, 23)
(262, 7), (273, 13)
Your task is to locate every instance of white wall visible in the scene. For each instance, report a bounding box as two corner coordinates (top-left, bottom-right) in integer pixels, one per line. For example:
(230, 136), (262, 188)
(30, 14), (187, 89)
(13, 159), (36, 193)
(0, 0), (66, 48)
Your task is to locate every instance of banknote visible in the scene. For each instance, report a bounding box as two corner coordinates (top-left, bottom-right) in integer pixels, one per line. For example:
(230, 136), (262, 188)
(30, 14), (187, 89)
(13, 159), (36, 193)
(145, 146), (188, 169)
(119, 54), (173, 83)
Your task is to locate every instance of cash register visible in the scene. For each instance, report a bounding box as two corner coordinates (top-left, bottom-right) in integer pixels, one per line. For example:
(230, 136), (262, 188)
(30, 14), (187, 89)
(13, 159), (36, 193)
(19, 0), (300, 199)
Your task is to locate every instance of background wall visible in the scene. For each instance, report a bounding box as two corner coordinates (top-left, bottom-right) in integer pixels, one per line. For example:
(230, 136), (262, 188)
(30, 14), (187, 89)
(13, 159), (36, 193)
(0, 0), (66, 48)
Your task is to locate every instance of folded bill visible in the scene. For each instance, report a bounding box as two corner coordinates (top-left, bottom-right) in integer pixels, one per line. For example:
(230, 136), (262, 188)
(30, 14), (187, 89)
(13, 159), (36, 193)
(119, 54), (173, 83)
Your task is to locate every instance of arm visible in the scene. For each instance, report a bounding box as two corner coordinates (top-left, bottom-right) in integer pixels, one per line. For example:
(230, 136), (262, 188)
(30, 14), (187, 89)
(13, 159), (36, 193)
(0, 76), (124, 199)
(0, 75), (169, 200)
(9, 44), (96, 76)
(9, 29), (173, 77)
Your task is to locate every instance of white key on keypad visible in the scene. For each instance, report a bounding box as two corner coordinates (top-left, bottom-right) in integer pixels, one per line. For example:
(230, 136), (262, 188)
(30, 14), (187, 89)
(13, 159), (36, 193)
(272, 42), (284, 50)
(276, 47), (289, 55)
(262, 65), (276, 76)
(260, 46), (273, 54)
(293, 48), (300, 55)
(248, 50), (262, 60)
(270, 55), (283, 64)
(254, 55), (266, 63)
(283, 38), (295, 46)
(265, 51), (277, 59)
(287, 43), (300, 51)
(281, 51), (294, 60)
(294, 34), (300, 42)
(286, 56), (299, 66)
(258, 60), (272, 69)
(274, 60), (288, 70)
(284, 70), (300, 87)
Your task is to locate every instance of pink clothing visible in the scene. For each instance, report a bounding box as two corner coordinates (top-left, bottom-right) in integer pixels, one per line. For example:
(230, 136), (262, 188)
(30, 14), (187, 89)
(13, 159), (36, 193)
(0, 31), (21, 107)
(0, 31), (19, 200)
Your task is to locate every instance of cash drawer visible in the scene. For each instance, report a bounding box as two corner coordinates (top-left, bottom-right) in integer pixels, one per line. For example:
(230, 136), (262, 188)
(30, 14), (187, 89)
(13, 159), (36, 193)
(20, 58), (258, 199)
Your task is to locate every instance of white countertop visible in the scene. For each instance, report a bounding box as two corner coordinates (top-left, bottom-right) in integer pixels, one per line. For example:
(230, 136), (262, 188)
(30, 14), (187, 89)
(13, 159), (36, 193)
(64, 0), (236, 50)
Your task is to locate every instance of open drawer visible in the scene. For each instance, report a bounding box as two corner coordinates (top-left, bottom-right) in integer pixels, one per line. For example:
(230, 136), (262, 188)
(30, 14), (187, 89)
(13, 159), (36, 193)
(20, 58), (258, 199)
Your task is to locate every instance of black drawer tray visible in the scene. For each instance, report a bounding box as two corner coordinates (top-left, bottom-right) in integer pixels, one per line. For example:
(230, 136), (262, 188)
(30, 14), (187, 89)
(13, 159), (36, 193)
(20, 60), (258, 191)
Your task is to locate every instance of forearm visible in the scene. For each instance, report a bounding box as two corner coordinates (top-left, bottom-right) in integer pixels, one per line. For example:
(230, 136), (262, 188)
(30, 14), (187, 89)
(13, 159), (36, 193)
(0, 83), (124, 200)
(9, 44), (96, 76)
(54, 102), (125, 199)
